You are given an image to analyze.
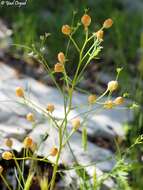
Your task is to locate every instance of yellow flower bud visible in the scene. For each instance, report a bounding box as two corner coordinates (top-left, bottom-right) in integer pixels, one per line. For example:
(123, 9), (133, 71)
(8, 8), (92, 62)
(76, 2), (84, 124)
(26, 112), (35, 122)
(47, 104), (55, 113)
(4, 138), (13, 148)
(88, 94), (96, 104)
(104, 100), (114, 109)
(54, 63), (64, 73)
(114, 97), (124, 105)
(58, 52), (65, 64)
(15, 87), (24, 97)
(103, 18), (113, 29)
(96, 30), (104, 40)
(2, 151), (13, 160)
(23, 137), (33, 149)
(0, 165), (3, 174)
(107, 81), (118, 92)
(50, 146), (58, 156)
(61, 25), (71, 35)
(81, 14), (91, 28)
(71, 118), (80, 130)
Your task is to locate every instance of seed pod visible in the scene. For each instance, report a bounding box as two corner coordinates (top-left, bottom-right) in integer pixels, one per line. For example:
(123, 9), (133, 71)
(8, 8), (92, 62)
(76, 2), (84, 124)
(104, 100), (114, 109)
(81, 14), (91, 28)
(71, 118), (80, 130)
(114, 96), (124, 105)
(50, 147), (58, 156)
(96, 30), (104, 40)
(61, 25), (71, 35)
(26, 112), (35, 122)
(58, 52), (65, 64)
(5, 138), (13, 148)
(107, 81), (118, 92)
(15, 87), (24, 97)
(88, 94), (96, 104)
(2, 151), (13, 160)
(103, 18), (113, 28)
(0, 165), (3, 174)
(54, 63), (64, 73)
(47, 104), (55, 113)
(26, 113), (34, 122)
(23, 137), (33, 149)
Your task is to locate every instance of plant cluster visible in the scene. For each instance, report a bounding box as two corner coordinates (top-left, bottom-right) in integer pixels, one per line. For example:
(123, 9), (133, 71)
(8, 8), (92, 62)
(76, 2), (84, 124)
(0, 12), (142, 190)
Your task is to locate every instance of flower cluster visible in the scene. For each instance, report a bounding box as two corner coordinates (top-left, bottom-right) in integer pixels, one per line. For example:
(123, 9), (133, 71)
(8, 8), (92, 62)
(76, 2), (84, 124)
(0, 12), (132, 190)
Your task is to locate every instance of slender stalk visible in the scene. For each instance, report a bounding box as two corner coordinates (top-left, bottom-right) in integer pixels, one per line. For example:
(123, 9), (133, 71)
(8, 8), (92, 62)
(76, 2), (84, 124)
(49, 127), (63, 190)
(0, 174), (13, 190)
(62, 129), (75, 147)
(13, 156), (25, 186)
(24, 97), (59, 129)
(69, 35), (80, 52)
(14, 157), (53, 164)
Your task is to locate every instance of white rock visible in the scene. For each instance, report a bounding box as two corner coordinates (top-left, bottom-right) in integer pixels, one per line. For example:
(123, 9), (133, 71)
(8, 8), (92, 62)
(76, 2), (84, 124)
(0, 62), (16, 80)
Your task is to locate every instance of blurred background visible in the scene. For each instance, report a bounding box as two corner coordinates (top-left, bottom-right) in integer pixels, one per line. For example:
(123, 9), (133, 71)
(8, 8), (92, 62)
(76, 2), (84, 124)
(0, 0), (143, 189)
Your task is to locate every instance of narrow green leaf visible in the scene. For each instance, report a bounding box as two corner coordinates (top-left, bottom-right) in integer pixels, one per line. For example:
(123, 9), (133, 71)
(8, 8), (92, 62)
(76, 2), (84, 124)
(40, 177), (48, 190)
(24, 173), (34, 190)
(93, 167), (97, 190)
(82, 127), (87, 151)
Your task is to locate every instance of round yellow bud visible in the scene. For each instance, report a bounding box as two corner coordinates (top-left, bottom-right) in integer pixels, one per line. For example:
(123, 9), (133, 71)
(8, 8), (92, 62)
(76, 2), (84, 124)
(0, 165), (3, 174)
(88, 94), (96, 104)
(107, 81), (118, 92)
(26, 112), (35, 122)
(71, 118), (80, 130)
(103, 18), (113, 29)
(23, 137), (33, 149)
(4, 138), (13, 148)
(114, 97), (124, 105)
(81, 14), (91, 28)
(96, 30), (104, 40)
(47, 104), (55, 113)
(61, 25), (71, 35)
(104, 100), (114, 109)
(58, 52), (65, 64)
(54, 63), (64, 73)
(2, 151), (13, 160)
(15, 87), (24, 97)
(50, 147), (58, 157)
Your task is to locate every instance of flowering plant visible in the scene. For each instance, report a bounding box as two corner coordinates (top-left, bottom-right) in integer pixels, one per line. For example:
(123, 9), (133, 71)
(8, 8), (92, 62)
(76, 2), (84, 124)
(0, 12), (141, 190)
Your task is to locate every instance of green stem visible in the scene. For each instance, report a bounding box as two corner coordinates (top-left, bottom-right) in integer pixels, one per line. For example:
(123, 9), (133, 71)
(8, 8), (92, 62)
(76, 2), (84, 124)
(69, 30), (89, 109)
(50, 128), (63, 190)
(69, 35), (80, 52)
(13, 157), (25, 187)
(15, 157), (52, 163)
(0, 174), (13, 190)
(62, 129), (75, 147)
